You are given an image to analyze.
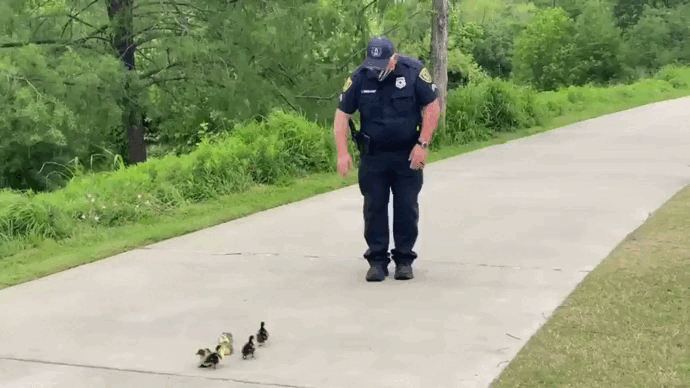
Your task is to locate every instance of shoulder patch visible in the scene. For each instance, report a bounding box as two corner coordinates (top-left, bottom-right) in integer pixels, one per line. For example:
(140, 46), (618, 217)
(343, 77), (353, 92)
(419, 68), (432, 83)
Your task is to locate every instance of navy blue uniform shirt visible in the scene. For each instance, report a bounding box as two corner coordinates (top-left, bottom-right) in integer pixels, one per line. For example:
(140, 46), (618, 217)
(339, 55), (438, 152)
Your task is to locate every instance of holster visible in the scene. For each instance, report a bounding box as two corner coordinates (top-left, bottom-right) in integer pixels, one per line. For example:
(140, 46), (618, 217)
(348, 118), (371, 155)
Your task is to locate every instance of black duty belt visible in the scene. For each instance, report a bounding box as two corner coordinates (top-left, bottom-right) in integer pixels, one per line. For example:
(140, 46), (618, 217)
(348, 118), (420, 154)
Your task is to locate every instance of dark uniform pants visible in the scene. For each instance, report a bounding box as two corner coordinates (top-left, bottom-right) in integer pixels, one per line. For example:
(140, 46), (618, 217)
(358, 149), (423, 267)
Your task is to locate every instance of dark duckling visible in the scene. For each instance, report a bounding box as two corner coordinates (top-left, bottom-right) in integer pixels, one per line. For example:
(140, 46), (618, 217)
(257, 321), (269, 346)
(241, 335), (255, 359)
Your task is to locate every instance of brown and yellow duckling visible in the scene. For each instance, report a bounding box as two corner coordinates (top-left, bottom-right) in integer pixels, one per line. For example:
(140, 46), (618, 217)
(198, 345), (223, 368)
(196, 348), (212, 361)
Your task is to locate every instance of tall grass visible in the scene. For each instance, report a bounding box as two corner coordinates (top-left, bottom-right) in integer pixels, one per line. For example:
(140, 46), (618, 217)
(435, 77), (547, 147)
(1, 65), (689, 258)
(0, 111), (336, 256)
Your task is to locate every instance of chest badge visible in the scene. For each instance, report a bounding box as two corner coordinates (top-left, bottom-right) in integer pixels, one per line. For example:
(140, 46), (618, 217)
(395, 77), (406, 89)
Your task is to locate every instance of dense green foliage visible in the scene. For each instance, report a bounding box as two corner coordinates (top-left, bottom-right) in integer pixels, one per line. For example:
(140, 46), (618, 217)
(1, 0), (689, 192)
(2, 65), (689, 258)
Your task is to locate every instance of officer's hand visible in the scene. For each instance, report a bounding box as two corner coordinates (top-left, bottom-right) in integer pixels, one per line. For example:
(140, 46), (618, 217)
(337, 153), (353, 178)
(409, 145), (427, 170)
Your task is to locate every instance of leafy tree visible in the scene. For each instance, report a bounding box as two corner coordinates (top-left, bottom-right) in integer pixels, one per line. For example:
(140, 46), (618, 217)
(5, 0), (687, 194)
(447, 48), (486, 88)
(0, 1), (125, 191)
(620, 3), (690, 73)
(0, 0), (376, 190)
(445, 16), (487, 86)
(470, 4), (537, 79)
(375, 0), (432, 63)
(512, 7), (577, 90)
(612, 0), (689, 30)
(570, 0), (625, 85)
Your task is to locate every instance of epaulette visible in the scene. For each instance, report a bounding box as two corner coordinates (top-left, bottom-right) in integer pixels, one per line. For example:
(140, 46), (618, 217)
(397, 55), (424, 71)
(352, 64), (368, 76)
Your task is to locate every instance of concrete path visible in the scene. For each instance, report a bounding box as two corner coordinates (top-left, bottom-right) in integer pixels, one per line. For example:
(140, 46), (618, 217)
(1, 97), (689, 388)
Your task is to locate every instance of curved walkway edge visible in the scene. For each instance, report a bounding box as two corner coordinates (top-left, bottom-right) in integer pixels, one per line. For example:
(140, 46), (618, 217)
(1, 97), (689, 388)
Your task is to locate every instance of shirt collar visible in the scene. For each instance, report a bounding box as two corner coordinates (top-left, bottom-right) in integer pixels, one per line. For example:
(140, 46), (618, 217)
(364, 63), (405, 80)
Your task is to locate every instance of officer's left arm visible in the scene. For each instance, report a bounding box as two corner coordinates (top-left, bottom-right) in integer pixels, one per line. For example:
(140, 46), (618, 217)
(414, 68), (441, 145)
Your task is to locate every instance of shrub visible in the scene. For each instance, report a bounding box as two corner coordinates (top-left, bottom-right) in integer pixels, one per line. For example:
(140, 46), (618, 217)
(437, 77), (546, 147)
(654, 65), (690, 89)
(0, 110), (336, 248)
(447, 49), (487, 88)
(470, 3), (538, 79)
(2, 66), (689, 253)
(570, 0), (625, 86)
(620, 4), (690, 74)
(512, 8), (578, 90)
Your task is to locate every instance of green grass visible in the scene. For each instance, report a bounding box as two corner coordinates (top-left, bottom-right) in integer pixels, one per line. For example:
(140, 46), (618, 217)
(490, 185), (690, 388)
(1, 65), (689, 290)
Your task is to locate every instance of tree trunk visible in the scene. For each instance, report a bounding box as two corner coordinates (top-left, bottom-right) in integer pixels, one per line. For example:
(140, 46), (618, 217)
(431, 0), (449, 113)
(107, 0), (147, 164)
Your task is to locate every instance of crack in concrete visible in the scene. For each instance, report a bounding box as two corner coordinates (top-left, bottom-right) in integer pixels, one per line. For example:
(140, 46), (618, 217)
(213, 252), (281, 257)
(140, 248), (593, 273)
(0, 356), (313, 388)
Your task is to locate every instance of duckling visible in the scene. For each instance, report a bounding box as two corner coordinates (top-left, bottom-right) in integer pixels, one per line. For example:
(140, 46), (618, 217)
(241, 335), (255, 359)
(198, 345), (223, 369)
(218, 332), (234, 356)
(257, 321), (269, 346)
(196, 348), (212, 361)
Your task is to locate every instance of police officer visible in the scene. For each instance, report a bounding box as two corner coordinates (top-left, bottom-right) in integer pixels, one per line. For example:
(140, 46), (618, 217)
(333, 36), (441, 282)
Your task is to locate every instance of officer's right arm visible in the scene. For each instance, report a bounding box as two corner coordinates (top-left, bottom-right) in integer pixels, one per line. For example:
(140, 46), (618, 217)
(334, 73), (360, 157)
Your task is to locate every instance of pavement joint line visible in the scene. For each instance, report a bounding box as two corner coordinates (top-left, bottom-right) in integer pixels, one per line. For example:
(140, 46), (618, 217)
(505, 333), (522, 340)
(0, 356), (314, 388)
(138, 247), (593, 273)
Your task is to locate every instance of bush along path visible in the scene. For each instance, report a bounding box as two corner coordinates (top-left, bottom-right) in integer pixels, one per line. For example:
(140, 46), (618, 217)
(1, 65), (690, 289)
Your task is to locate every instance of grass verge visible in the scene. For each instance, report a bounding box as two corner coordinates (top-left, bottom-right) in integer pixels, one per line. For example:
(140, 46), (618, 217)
(1, 69), (690, 290)
(490, 185), (690, 387)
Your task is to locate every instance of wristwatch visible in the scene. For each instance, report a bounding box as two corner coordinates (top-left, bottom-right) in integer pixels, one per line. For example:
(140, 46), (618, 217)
(417, 139), (429, 149)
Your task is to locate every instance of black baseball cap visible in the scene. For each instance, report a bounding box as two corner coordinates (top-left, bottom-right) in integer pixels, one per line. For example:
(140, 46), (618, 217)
(363, 36), (395, 70)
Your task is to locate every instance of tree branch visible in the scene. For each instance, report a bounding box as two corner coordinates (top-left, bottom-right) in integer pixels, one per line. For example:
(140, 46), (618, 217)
(61, 13), (98, 38)
(139, 61), (181, 79)
(134, 0), (218, 14)
(135, 49), (161, 69)
(362, 0), (378, 12)
(0, 33), (111, 49)
(144, 76), (187, 86)
(257, 73), (299, 111)
(294, 94), (338, 100)
(3, 23), (112, 49)
(0, 39), (64, 48)
(8, 75), (114, 90)
(136, 24), (201, 37)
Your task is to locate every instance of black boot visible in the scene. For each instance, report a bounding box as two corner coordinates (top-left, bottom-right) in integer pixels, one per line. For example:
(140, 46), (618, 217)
(392, 250), (415, 280)
(366, 264), (388, 282)
(393, 262), (414, 280)
(364, 251), (390, 282)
